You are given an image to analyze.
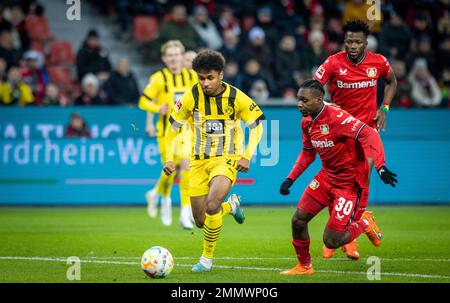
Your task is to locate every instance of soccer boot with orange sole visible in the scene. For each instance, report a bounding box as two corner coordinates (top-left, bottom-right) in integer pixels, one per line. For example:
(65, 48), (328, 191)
(361, 211), (382, 247)
(280, 264), (315, 275)
(322, 245), (335, 258)
(341, 240), (360, 260)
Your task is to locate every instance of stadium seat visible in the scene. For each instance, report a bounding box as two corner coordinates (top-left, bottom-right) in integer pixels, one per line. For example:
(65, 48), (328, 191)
(47, 66), (74, 87)
(47, 40), (75, 66)
(242, 16), (255, 32)
(133, 16), (159, 42)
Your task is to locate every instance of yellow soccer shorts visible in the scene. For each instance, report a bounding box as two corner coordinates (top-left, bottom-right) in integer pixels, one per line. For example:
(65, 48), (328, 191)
(189, 155), (241, 197)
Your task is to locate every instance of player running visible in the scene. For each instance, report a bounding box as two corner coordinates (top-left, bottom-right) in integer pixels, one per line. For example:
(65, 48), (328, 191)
(163, 50), (265, 272)
(313, 20), (397, 259)
(279, 80), (397, 275)
(138, 40), (198, 229)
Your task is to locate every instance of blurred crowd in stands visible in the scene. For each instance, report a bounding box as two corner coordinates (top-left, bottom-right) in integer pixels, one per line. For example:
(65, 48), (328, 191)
(0, 0), (449, 108)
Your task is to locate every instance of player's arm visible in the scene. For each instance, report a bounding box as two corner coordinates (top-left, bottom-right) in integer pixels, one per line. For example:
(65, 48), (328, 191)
(163, 94), (193, 176)
(280, 123), (316, 195)
(138, 74), (168, 114)
(375, 56), (397, 131)
(237, 94), (265, 173)
(338, 111), (398, 187)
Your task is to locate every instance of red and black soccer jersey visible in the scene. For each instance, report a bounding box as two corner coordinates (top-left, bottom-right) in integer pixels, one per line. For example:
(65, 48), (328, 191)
(314, 50), (392, 127)
(288, 105), (386, 189)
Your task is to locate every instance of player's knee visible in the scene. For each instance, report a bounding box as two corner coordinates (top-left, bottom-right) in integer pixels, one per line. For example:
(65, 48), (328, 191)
(323, 236), (340, 249)
(205, 200), (221, 215)
(292, 215), (308, 231)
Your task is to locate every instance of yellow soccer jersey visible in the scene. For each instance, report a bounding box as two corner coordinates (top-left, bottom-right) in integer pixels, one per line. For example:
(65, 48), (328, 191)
(138, 67), (198, 137)
(169, 82), (265, 160)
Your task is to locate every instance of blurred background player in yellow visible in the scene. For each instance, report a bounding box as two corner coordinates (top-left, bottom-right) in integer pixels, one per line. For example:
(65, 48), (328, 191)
(163, 50), (265, 272)
(138, 40), (197, 229)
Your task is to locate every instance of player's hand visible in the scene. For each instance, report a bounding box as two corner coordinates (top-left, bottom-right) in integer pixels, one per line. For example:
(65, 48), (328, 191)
(163, 161), (175, 176)
(374, 109), (387, 131)
(159, 104), (169, 115)
(236, 158), (250, 173)
(280, 178), (294, 195)
(146, 127), (156, 137)
(377, 166), (397, 187)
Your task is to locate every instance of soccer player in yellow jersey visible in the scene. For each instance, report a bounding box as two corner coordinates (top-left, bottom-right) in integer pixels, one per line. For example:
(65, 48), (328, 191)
(163, 50), (265, 272)
(138, 40), (198, 228)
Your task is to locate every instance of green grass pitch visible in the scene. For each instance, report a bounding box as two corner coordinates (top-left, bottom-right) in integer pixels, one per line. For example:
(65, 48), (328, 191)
(0, 206), (449, 283)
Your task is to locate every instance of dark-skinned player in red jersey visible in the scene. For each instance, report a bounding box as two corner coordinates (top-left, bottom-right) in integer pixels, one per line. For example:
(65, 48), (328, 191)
(279, 80), (397, 275)
(313, 20), (397, 260)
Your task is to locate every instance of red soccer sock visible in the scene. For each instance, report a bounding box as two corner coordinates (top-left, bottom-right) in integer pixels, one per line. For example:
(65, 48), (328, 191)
(347, 219), (369, 242)
(292, 239), (311, 267)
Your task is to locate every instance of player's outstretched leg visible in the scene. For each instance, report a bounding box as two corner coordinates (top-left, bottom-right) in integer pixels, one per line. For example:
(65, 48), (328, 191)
(361, 211), (382, 246)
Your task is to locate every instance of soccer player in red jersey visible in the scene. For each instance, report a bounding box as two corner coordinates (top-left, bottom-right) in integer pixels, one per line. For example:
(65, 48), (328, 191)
(279, 80), (397, 275)
(313, 20), (397, 259)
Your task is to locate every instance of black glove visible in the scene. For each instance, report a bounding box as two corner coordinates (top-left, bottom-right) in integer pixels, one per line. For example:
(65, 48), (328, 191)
(280, 178), (294, 195)
(378, 166), (398, 187)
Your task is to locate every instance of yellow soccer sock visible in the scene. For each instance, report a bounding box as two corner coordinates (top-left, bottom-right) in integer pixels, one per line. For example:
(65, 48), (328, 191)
(221, 201), (231, 216)
(202, 212), (222, 259)
(179, 170), (190, 208)
(155, 171), (175, 198)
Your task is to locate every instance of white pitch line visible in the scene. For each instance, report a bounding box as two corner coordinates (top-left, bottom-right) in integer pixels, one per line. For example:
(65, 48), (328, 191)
(82, 256), (450, 262)
(0, 256), (449, 280)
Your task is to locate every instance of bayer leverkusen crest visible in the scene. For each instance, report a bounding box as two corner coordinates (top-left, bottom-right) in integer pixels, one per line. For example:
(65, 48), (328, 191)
(320, 124), (329, 135)
(366, 67), (377, 78)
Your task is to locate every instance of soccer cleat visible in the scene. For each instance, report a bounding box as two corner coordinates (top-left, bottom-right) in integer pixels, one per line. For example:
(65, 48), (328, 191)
(228, 194), (245, 224)
(280, 264), (314, 275)
(179, 206), (194, 230)
(160, 197), (172, 226)
(322, 245), (336, 258)
(191, 262), (211, 272)
(341, 240), (360, 260)
(145, 189), (158, 218)
(361, 211), (382, 247)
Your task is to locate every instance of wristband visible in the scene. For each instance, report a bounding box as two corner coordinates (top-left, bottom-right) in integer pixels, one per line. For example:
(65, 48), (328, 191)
(380, 101), (390, 113)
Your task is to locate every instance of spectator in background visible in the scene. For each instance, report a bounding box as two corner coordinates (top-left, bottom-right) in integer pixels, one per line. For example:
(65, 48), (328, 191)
(183, 50), (197, 70)
(223, 59), (242, 89)
(0, 30), (21, 70)
(76, 29), (111, 82)
(65, 113), (91, 138)
(0, 66), (34, 106)
(241, 58), (272, 97)
(157, 4), (199, 51)
(281, 87), (297, 104)
(438, 36), (450, 75)
(290, 16), (308, 50)
(275, 34), (300, 93)
(190, 5), (223, 50)
(0, 57), (6, 81)
(249, 79), (269, 104)
(217, 5), (241, 37)
(74, 73), (103, 106)
(20, 50), (48, 105)
(254, 6), (279, 52)
(299, 29), (328, 76)
(411, 12), (433, 42)
(219, 29), (240, 62)
(367, 34), (378, 53)
(325, 18), (344, 54)
(240, 26), (273, 75)
(379, 12), (412, 59)
(391, 59), (413, 108)
(104, 58), (140, 105)
(406, 35), (438, 78)
(408, 58), (442, 108)
(42, 83), (68, 106)
(7, 5), (30, 51)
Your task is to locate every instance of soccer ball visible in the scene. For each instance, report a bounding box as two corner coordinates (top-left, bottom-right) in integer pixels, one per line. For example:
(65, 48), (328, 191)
(141, 246), (174, 278)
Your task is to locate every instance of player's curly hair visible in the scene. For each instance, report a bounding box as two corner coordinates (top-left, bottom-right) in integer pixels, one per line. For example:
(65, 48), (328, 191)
(343, 20), (371, 37)
(192, 50), (225, 73)
(299, 79), (325, 96)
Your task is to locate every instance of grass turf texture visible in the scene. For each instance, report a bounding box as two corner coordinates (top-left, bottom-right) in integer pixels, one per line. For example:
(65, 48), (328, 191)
(0, 206), (449, 283)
